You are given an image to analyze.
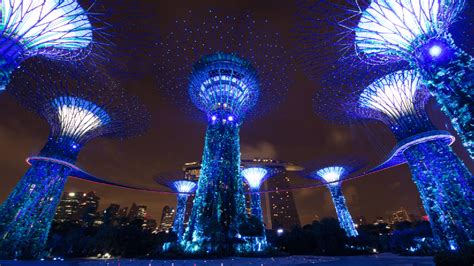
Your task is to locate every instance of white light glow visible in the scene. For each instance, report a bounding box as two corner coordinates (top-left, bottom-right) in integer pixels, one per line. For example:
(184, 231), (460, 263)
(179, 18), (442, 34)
(242, 167), (268, 190)
(359, 70), (421, 120)
(355, 0), (440, 58)
(316, 166), (346, 185)
(1, 0), (93, 52)
(173, 180), (196, 193)
(429, 45), (442, 57)
(53, 97), (109, 140)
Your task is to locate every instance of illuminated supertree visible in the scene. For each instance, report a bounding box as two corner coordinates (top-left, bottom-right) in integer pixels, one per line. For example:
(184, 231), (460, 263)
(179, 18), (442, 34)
(240, 167), (271, 252)
(309, 166), (358, 237)
(298, 0), (473, 158)
(315, 68), (473, 250)
(156, 10), (290, 254)
(0, 0), (106, 92)
(183, 52), (258, 253)
(0, 61), (149, 259)
(242, 167), (270, 223)
(171, 180), (197, 241)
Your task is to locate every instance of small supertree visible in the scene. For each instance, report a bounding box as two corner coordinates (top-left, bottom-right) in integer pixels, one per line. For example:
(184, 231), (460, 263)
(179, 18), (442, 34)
(298, 0), (473, 158)
(309, 166), (358, 237)
(0, 61), (149, 259)
(0, 0), (107, 92)
(242, 167), (270, 223)
(171, 180), (197, 241)
(316, 68), (473, 250)
(156, 10), (291, 254)
(240, 167), (271, 252)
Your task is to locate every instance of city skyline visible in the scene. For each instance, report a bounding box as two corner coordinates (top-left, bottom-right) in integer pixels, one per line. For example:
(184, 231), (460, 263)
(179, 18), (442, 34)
(52, 189), (423, 228)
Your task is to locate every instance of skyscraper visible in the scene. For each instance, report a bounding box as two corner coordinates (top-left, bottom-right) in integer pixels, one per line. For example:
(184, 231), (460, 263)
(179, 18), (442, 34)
(159, 206), (175, 233)
(128, 203), (147, 221)
(54, 191), (100, 224)
(392, 208), (411, 224)
(54, 192), (84, 223)
(79, 192), (100, 225)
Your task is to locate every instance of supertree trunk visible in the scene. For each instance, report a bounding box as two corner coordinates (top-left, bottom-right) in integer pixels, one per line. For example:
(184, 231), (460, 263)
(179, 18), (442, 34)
(173, 194), (189, 241)
(250, 191), (263, 222)
(327, 185), (358, 237)
(415, 35), (474, 159)
(0, 161), (71, 259)
(404, 140), (473, 250)
(183, 121), (246, 253)
(0, 136), (79, 259)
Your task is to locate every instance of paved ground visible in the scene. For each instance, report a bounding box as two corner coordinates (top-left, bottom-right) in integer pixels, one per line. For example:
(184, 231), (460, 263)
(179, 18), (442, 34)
(0, 253), (435, 266)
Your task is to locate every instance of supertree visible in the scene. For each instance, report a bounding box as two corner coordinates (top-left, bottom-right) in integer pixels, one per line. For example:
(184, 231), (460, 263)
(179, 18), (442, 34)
(308, 166), (359, 237)
(0, 61), (149, 259)
(297, 0), (473, 158)
(315, 68), (473, 250)
(184, 51), (259, 254)
(171, 180), (197, 241)
(0, 0), (105, 92)
(240, 167), (272, 252)
(242, 167), (270, 223)
(156, 10), (291, 254)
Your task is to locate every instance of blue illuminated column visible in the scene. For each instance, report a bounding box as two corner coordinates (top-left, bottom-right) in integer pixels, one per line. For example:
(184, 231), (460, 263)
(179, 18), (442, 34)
(0, 97), (110, 259)
(315, 167), (358, 237)
(354, 0), (473, 158)
(357, 70), (473, 250)
(183, 53), (260, 253)
(171, 180), (196, 241)
(0, 0), (94, 91)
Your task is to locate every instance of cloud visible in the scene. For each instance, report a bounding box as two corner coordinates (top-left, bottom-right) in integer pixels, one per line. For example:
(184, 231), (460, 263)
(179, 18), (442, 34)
(241, 141), (277, 159)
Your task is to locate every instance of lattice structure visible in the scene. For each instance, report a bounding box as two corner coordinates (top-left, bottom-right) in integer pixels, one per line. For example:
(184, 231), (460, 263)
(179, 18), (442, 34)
(0, 61), (149, 259)
(156, 10), (291, 254)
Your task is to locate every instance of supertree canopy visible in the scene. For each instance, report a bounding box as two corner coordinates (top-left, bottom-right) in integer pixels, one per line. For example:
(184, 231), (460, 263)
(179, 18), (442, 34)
(316, 67), (473, 250)
(156, 10), (291, 254)
(172, 180), (197, 241)
(310, 166), (359, 237)
(0, 0), (100, 92)
(297, 0), (473, 158)
(0, 61), (149, 259)
(189, 52), (260, 123)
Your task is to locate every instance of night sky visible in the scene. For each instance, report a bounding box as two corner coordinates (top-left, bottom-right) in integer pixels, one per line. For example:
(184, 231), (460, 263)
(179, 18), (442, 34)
(0, 0), (473, 226)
